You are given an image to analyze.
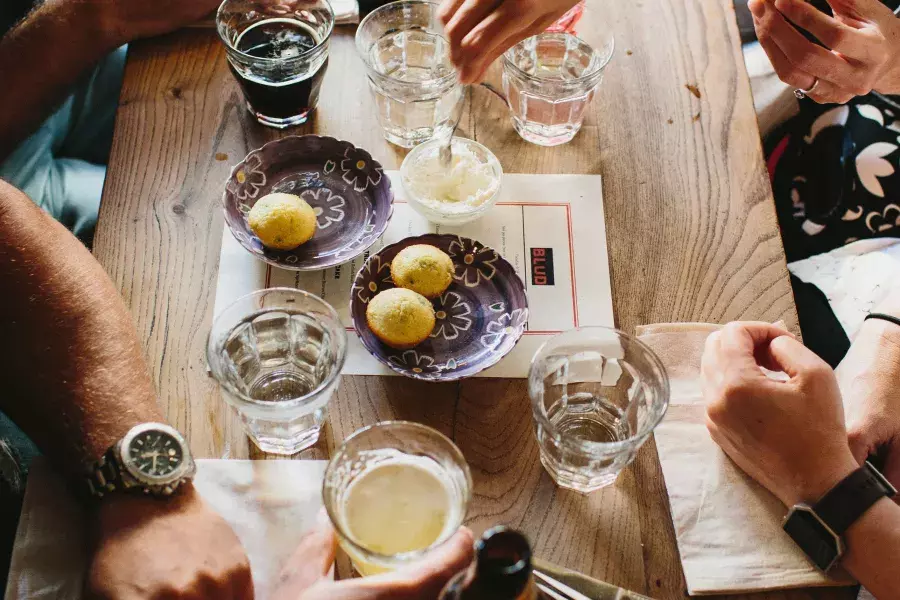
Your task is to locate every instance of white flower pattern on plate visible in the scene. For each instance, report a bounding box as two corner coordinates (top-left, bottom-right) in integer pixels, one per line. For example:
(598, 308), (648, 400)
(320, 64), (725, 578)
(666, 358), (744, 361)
(388, 350), (440, 376)
(448, 236), (499, 288)
(234, 153), (267, 202)
(481, 308), (529, 350)
(341, 148), (383, 192)
(301, 188), (346, 229)
(430, 292), (472, 341)
(351, 254), (393, 304)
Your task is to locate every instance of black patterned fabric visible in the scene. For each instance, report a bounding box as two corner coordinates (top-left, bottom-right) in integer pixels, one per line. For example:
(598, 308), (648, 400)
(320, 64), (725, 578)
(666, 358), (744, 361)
(767, 93), (900, 263)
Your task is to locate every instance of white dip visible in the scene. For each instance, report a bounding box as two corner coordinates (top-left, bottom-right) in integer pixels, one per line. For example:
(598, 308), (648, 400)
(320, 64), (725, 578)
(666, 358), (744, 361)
(402, 140), (500, 214)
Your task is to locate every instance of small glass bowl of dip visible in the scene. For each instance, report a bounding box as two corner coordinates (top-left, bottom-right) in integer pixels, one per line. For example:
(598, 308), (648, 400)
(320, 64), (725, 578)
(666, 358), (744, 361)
(400, 137), (503, 226)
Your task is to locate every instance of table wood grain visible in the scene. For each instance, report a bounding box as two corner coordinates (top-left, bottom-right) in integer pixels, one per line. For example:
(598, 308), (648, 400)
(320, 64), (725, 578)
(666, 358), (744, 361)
(92, 1), (853, 597)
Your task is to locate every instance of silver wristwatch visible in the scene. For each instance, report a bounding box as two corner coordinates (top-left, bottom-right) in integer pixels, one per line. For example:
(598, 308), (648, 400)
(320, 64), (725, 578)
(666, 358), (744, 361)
(85, 423), (196, 499)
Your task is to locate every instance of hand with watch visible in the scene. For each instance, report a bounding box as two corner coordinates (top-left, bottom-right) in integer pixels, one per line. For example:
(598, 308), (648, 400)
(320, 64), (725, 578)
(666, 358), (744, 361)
(702, 322), (900, 595)
(84, 423), (254, 600)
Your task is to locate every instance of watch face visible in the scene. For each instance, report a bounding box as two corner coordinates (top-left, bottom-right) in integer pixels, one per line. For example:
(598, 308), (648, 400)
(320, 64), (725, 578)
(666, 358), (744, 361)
(783, 506), (842, 571)
(127, 429), (185, 479)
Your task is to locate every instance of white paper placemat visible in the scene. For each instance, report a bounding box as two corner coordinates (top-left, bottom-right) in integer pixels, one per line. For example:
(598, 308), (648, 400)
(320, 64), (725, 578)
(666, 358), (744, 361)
(213, 172), (613, 378)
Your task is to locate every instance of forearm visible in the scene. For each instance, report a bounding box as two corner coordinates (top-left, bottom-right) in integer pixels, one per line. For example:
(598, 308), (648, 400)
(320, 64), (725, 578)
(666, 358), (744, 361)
(0, 0), (123, 162)
(0, 179), (162, 475)
(842, 498), (900, 599)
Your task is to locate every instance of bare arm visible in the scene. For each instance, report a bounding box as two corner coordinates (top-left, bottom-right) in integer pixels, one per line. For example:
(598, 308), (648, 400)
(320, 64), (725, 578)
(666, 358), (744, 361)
(0, 0), (221, 162)
(0, 177), (161, 472)
(841, 498), (900, 599)
(0, 179), (254, 598)
(0, 1), (120, 162)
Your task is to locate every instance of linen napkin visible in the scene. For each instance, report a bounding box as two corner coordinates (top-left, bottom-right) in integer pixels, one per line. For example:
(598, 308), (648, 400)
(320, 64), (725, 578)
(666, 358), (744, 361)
(5, 459), (326, 600)
(636, 323), (856, 595)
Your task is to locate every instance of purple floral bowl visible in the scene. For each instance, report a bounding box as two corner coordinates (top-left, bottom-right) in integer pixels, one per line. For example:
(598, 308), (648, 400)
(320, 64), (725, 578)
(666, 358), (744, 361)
(223, 135), (394, 271)
(350, 234), (529, 381)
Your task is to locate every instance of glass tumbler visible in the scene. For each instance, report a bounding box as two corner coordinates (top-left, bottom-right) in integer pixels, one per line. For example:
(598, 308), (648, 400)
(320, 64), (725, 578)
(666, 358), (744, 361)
(207, 288), (347, 455)
(217, 0), (334, 128)
(528, 327), (669, 493)
(502, 32), (614, 146)
(355, 1), (464, 147)
(323, 421), (472, 575)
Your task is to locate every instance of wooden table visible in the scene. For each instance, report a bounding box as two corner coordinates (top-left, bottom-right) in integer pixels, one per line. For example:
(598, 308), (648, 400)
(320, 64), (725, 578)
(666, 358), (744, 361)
(92, 1), (852, 597)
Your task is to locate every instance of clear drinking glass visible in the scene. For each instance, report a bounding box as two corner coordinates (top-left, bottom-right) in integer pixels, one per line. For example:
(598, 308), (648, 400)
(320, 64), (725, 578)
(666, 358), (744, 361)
(207, 288), (347, 455)
(323, 421), (472, 575)
(502, 32), (614, 146)
(355, 1), (464, 147)
(528, 327), (669, 493)
(217, 0), (335, 128)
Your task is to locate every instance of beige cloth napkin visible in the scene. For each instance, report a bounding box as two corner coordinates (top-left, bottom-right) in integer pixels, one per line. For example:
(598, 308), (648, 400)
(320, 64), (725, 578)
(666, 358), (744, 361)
(636, 323), (856, 596)
(5, 459), (327, 600)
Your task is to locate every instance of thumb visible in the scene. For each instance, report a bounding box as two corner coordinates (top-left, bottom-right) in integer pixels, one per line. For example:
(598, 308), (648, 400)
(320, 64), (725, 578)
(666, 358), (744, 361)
(338, 528), (475, 600)
(271, 510), (338, 600)
(765, 335), (830, 379)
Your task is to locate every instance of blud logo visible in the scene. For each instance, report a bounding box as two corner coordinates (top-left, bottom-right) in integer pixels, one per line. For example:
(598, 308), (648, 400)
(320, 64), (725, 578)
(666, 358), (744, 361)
(530, 248), (555, 286)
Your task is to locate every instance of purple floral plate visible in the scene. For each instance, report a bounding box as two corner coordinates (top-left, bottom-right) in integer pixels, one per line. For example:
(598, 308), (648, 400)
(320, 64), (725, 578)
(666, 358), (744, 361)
(223, 135), (394, 271)
(350, 234), (529, 381)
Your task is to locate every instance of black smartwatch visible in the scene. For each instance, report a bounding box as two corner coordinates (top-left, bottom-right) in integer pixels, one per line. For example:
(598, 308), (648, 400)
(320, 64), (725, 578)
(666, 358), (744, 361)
(783, 461), (897, 572)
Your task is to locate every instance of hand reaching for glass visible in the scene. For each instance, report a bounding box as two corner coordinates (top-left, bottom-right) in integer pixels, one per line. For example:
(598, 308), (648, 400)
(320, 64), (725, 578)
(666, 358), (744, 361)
(271, 514), (474, 600)
(438, 0), (583, 83)
(749, 0), (900, 104)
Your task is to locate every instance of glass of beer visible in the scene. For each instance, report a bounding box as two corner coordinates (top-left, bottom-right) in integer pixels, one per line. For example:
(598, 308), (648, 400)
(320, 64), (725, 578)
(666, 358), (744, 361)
(323, 421), (472, 575)
(217, 0), (334, 128)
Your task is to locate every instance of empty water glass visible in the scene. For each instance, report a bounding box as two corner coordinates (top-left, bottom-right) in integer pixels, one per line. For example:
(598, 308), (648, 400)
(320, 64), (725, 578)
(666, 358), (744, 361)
(502, 32), (614, 146)
(355, 1), (464, 147)
(528, 327), (668, 493)
(207, 288), (347, 455)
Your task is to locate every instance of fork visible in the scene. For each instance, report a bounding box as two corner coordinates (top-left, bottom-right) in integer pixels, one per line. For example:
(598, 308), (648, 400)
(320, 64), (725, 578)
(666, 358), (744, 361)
(534, 569), (653, 600)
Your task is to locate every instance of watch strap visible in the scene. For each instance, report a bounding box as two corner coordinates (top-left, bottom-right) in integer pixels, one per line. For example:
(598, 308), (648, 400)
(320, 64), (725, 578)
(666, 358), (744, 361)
(865, 313), (900, 328)
(85, 445), (124, 499)
(813, 461), (897, 536)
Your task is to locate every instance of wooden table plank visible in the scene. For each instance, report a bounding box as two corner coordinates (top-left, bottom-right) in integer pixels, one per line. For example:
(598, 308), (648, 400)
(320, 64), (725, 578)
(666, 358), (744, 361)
(93, 0), (853, 597)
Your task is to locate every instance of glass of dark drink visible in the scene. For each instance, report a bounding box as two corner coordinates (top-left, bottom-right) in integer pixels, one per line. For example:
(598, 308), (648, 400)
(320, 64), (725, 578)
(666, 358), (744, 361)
(217, 0), (334, 128)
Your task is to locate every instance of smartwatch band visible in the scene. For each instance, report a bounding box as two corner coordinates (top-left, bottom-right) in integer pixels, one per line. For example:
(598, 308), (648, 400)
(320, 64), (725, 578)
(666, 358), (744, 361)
(865, 313), (900, 328)
(814, 462), (897, 536)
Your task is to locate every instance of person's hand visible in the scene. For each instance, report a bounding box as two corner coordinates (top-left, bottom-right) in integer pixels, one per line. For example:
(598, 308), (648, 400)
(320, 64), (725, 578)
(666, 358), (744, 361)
(90, 0), (223, 45)
(85, 485), (254, 600)
(438, 0), (582, 83)
(271, 512), (473, 600)
(838, 315), (900, 492)
(749, 0), (900, 103)
(702, 322), (859, 507)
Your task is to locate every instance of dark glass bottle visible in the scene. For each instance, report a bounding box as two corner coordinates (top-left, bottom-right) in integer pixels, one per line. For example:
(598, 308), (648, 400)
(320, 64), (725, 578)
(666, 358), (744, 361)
(439, 527), (544, 600)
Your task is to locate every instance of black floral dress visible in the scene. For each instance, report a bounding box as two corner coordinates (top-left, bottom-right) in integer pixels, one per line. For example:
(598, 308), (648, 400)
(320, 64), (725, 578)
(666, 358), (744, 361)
(765, 91), (900, 367)
(767, 93), (900, 263)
